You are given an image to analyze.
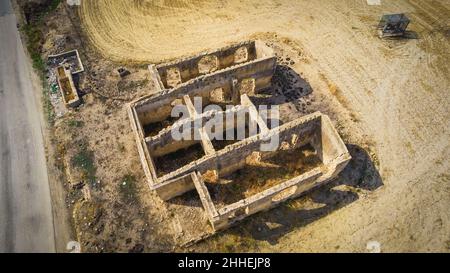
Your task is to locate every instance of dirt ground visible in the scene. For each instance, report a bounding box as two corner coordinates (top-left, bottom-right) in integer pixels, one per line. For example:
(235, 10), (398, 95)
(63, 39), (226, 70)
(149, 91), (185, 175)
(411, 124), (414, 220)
(21, 0), (449, 252)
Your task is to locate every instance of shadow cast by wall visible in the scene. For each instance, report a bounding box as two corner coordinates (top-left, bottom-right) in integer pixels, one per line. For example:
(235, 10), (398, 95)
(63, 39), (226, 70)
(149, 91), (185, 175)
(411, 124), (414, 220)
(167, 188), (204, 209)
(251, 65), (312, 110)
(403, 30), (419, 39)
(71, 73), (87, 105)
(225, 143), (383, 246)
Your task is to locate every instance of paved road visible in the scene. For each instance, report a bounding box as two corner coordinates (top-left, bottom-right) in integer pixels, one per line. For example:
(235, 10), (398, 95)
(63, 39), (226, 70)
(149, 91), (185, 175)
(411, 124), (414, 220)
(0, 0), (55, 252)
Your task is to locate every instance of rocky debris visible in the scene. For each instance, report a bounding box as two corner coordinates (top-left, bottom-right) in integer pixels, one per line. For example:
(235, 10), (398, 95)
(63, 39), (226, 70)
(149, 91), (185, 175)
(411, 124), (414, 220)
(48, 53), (81, 74)
(117, 67), (130, 78)
(45, 67), (67, 118)
(52, 34), (68, 54)
(129, 243), (144, 253)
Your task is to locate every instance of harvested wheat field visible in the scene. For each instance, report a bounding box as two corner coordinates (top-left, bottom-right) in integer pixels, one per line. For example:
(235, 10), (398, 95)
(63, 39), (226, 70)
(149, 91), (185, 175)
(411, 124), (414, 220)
(77, 0), (450, 252)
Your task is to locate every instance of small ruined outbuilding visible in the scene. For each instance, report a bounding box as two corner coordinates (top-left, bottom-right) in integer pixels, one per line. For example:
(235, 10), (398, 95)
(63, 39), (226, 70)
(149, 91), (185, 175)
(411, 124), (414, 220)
(378, 13), (410, 38)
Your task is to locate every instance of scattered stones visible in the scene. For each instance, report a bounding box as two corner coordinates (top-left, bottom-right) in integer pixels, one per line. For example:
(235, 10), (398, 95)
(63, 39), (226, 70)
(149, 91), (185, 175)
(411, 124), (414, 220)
(117, 67), (130, 78)
(129, 243), (144, 253)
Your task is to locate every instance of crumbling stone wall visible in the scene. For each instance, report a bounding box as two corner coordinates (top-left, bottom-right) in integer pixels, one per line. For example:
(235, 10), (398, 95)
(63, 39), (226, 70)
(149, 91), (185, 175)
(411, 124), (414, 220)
(155, 41), (261, 88)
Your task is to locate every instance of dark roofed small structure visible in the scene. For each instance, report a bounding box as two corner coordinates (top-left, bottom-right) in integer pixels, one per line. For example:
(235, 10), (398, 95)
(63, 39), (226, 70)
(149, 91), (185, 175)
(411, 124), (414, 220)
(378, 13), (410, 38)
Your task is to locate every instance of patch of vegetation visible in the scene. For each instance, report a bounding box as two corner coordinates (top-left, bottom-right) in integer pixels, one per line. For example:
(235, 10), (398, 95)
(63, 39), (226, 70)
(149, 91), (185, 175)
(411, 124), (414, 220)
(19, 0), (62, 125)
(215, 229), (259, 253)
(405, 141), (415, 155)
(71, 143), (96, 185)
(117, 142), (126, 153)
(21, 24), (45, 71)
(48, 0), (62, 12)
(55, 142), (66, 171)
(67, 119), (84, 128)
(73, 201), (102, 233)
(224, 242), (235, 252)
(119, 174), (137, 203)
(236, 234), (259, 251)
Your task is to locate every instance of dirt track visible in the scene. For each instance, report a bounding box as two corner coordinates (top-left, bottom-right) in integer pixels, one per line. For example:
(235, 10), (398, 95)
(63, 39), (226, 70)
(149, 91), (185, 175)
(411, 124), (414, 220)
(79, 0), (450, 252)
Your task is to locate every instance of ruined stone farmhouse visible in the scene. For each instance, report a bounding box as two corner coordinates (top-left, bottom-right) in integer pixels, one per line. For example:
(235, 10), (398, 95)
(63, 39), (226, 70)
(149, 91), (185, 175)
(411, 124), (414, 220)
(128, 40), (351, 231)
